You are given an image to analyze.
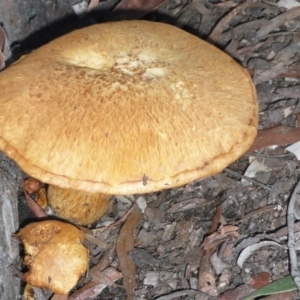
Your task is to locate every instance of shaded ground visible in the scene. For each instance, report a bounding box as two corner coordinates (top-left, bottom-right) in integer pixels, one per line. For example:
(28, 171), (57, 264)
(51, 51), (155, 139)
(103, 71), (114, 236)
(1, 0), (300, 299)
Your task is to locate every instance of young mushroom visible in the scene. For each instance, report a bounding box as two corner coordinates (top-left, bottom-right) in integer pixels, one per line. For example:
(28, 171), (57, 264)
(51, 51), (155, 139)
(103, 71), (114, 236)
(16, 220), (89, 295)
(0, 20), (258, 224)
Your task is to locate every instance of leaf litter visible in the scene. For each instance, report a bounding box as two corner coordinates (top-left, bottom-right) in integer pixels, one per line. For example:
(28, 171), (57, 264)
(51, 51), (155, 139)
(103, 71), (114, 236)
(5, 0), (300, 299)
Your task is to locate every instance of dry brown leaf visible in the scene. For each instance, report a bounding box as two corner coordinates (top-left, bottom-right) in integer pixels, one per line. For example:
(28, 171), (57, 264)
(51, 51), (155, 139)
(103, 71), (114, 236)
(202, 225), (239, 255)
(218, 272), (271, 300)
(262, 291), (293, 300)
(197, 208), (236, 297)
(69, 281), (98, 300)
(208, 0), (261, 43)
(89, 267), (122, 288)
(23, 183), (48, 218)
(114, 0), (166, 12)
(256, 7), (300, 38)
(248, 272), (272, 289)
(197, 254), (218, 296)
(208, 205), (222, 234)
(166, 198), (207, 213)
(116, 205), (143, 300)
(69, 267), (122, 300)
(231, 204), (278, 225)
(83, 232), (108, 250)
(248, 125), (300, 151)
(93, 247), (115, 272)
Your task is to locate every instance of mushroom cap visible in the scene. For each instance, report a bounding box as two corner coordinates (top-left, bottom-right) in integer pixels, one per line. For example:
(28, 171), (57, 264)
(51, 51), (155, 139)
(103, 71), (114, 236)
(0, 20), (258, 195)
(16, 220), (88, 294)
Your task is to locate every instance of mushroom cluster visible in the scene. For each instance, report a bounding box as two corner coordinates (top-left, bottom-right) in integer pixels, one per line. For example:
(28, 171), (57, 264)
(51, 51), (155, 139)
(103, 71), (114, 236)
(0, 20), (258, 295)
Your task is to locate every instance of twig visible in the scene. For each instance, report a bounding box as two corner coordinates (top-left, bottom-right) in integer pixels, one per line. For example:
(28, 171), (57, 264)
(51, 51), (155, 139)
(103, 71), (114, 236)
(100, 203), (136, 233)
(256, 7), (300, 39)
(208, 0), (265, 44)
(224, 168), (272, 191)
(154, 290), (204, 300)
(245, 152), (294, 159)
(287, 179), (300, 290)
(231, 204), (277, 225)
(248, 125), (300, 152)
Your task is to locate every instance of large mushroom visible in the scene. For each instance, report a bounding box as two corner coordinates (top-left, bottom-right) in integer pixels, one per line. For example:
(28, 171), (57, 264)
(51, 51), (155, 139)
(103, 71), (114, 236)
(0, 20), (258, 224)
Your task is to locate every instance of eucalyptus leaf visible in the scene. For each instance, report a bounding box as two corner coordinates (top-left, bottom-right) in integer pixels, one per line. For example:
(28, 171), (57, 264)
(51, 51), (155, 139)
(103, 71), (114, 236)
(242, 275), (297, 300)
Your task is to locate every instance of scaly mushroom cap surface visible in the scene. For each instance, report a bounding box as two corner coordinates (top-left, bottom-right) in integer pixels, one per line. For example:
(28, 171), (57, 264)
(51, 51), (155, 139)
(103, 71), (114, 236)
(0, 20), (258, 194)
(16, 220), (88, 294)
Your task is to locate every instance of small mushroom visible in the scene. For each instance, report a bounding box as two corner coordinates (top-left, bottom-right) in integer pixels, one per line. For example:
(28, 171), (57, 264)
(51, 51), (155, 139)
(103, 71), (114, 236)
(0, 21), (258, 224)
(16, 220), (89, 295)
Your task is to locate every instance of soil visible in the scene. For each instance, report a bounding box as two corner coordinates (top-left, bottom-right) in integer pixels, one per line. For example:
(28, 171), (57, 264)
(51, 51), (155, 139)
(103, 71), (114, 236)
(1, 0), (300, 299)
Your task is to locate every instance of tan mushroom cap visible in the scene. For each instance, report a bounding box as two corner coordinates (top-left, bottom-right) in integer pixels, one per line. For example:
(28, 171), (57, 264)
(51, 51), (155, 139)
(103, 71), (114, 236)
(16, 220), (88, 294)
(0, 20), (258, 195)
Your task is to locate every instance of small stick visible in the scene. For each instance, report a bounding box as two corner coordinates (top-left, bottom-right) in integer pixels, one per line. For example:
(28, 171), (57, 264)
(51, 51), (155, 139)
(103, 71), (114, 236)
(224, 168), (272, 191)
(208, 0), (263, 44)
(256, 7), (300, 39)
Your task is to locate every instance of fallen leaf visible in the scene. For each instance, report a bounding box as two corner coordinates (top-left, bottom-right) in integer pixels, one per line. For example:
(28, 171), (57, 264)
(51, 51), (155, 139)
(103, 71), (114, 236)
(166, 198), (207, 213)
(248, 125), (300, 151)
(218, 272), (271, 300)
(93, 247), (115, 272)
(262, 291), (293, 299)
(23, 183), (48, 218)
(116, 205), (143, 300)
(198, 254), (218, 296)
(231, 204), (277, 225)
(208, 205), (222, 234)
(208, 0), (262, 43)
(83, 231), (108, 250)
(89, 267), (122, 288)
(248, 272), (272, 289)
(69, 267), (122, 300)
(256, 7), (300, 38)
(202, 225), (239, 255)
(242, 275), (297, 300)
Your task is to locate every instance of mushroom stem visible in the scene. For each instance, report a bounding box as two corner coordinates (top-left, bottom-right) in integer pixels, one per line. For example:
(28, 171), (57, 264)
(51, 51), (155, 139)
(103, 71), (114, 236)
(47, 185), (110, 226)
